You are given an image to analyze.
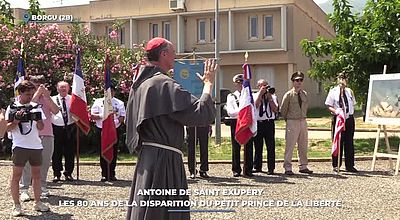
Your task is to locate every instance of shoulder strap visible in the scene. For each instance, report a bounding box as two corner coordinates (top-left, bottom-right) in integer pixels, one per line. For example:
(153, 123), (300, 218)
(230, 93), (238, 101)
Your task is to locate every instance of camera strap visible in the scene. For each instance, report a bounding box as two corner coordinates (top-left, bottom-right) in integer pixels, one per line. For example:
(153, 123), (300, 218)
(18, 121), (33, 135)
(259, 96), (273, 118)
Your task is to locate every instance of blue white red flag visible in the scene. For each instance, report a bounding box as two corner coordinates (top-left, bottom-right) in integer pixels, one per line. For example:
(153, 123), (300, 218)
(14, 54), (25, 97)
(101, 54), (117, 163)
(332, 108), (345, 156)
(235, 63), (257, 145)
(70, 47), (91, 135)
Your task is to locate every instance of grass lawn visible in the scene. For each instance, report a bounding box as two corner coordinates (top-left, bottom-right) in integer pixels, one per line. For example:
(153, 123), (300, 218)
(77, 136), (399, 162)
(275, 107), (399, 130)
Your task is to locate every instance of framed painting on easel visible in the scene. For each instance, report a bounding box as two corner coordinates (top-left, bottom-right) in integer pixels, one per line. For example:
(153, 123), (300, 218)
(365, 73), (400, 126)
(366, 72), (400, 175)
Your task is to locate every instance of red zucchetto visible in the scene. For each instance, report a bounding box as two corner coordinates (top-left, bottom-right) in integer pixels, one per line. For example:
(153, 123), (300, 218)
(145, 37), (168, 52)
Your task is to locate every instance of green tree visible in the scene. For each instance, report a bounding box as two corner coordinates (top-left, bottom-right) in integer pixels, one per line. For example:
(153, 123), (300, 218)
(301, 0), (400, 105)
(28, 0), (45, 16)
(0, 0), (14, 27)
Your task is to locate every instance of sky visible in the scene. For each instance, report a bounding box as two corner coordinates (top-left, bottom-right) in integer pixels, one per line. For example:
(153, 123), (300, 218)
(10, 0), (329, 9)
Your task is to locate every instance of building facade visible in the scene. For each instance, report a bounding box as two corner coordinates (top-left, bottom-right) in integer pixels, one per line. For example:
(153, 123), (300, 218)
(14, 0), (334, 107)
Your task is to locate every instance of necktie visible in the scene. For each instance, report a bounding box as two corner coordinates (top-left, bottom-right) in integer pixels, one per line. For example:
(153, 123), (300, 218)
(343, 92), (349, 113)
(339, 89), (349, 114)
(298, 92), (302, 109)
(62, 97), (68, 126)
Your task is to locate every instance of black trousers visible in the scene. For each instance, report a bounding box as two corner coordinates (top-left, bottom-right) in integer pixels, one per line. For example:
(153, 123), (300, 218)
(187, 126), (209, 173)
(230, 119), (253, 174)
(52, 124), (76, 177)
(331, 115), (355, 169)
(254, 120), (275, 172)
(97, 127), (118, 178)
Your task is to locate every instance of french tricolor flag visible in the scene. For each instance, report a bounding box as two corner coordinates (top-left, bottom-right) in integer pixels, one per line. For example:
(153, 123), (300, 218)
(235, 63), (257, 145)
(70, 47), (90, 135)
(101, 54), (117, 163)
(332, 108), (345, 156)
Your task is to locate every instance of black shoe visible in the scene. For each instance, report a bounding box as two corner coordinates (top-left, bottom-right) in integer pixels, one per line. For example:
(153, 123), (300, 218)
(64, 175), (74, 181)
(100, 177), (108, 182)
(233, 172), (241, 177)
(333, 167), (338, 173)
(244, 172), (254, 177)
(189, 170), (198, 179)
(285, 170), (294, 175)
(109, 176), (118, 181)
(299, 169), (313, 174)
(346, 167), (358, 173)
(53, 176), (61, 183)
(252, 169), (262, 173)
(199, 171), (210, 178)
(267, 170), (274, 175)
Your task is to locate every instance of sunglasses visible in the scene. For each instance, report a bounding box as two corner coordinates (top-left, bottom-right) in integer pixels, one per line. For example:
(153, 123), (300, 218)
(293, 78), (303, 82)
(235, 80), (243, 83)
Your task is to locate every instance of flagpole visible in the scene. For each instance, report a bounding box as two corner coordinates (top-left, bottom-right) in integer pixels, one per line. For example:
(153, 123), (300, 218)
(107, 161), (110, 181)
(243, 52), (248, 176)
(337, 91), (347, 175)
(214, 0), (221, 145)
(76, 127), (80, 180)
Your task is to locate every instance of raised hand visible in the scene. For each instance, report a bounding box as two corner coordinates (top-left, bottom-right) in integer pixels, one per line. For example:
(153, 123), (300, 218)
(196, 59), (218, 84)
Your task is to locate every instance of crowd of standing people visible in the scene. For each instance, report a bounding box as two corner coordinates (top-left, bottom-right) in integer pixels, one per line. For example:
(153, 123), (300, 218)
(0, 37), (359, 219)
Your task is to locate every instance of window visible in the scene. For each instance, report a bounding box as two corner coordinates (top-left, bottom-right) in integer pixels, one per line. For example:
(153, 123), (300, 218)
(197, 19), (206, 43)
(249, 16), (258, 39)
(119, 27), (125, 45)
(105, 26), (112, 35)
(264, 16), (273, 39)
(163, 22), (171, 40)
(210, 19), (215, 42)
(150, 23), (159, 38)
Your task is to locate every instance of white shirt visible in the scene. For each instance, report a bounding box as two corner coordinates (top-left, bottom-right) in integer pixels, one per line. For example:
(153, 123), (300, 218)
(254, 92), (278, 120)
(5, 101), (46, 150)
(91, 97), (126, 129)
(226, 90), (241, 119)
(325, 85), (356, 119)
(51, 94), (75, 126)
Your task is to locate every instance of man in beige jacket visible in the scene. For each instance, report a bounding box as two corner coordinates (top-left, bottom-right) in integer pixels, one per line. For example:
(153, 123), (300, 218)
(280, 71), (313, 175)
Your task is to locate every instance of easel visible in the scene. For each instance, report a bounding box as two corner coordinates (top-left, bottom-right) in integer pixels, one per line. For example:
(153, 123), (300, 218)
(370, 65), (400, 175)
(370, 125), (400, 175)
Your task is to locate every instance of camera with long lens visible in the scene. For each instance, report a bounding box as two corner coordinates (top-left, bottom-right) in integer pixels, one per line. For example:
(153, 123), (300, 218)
(8, 104), (42, 123)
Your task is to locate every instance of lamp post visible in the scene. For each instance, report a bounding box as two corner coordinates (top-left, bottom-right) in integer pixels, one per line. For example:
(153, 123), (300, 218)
(214, 0), (221, 145)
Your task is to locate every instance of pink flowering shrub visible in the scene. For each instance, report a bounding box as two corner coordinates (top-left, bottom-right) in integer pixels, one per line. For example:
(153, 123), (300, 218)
(0, 21), (145, 104)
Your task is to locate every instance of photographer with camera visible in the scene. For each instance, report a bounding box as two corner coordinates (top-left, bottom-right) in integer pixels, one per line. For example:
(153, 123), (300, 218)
(19, 76), (59, 202)
(253, 79), (278, 175)
(5, 80), (50, 216)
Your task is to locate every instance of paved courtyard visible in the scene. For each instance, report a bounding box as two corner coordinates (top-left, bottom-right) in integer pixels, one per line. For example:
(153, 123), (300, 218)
(0, 159), (399, 219)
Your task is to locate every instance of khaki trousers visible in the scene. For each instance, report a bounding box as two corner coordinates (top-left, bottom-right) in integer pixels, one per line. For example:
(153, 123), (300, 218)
(283, 119), (309, 171)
